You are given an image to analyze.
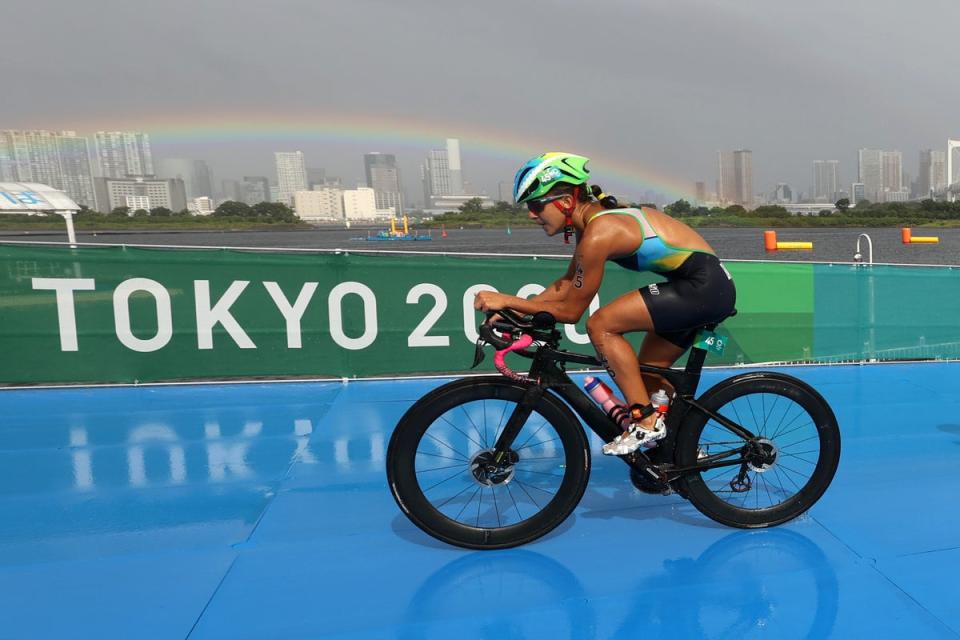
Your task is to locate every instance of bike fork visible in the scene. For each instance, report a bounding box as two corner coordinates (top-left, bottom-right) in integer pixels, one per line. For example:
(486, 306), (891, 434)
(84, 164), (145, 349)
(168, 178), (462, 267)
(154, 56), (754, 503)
(491, 384), (544, 464)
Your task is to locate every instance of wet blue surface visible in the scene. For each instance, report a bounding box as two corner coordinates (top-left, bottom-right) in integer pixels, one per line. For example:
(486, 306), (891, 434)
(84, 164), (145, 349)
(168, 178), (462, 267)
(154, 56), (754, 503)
(1, 364), (959, 638)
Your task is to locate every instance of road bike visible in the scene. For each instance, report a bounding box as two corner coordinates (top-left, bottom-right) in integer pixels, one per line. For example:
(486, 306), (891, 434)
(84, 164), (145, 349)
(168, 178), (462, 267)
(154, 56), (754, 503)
(386, 310), (841, 549)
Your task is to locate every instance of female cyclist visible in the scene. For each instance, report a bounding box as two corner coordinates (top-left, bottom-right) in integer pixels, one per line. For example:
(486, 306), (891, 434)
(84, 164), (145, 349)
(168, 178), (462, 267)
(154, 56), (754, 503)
(474, 152), (736, 455)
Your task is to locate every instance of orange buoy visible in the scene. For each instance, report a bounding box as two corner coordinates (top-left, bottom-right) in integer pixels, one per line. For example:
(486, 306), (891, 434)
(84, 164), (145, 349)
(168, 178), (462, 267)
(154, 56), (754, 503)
(764, 230), (778, 251)
(764, 229), (812, 250)
(901, 227), (912, 244)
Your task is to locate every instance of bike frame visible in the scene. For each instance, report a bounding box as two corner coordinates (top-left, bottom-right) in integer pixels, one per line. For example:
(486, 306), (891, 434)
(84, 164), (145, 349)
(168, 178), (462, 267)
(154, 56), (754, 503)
(489, 338), (760, 482)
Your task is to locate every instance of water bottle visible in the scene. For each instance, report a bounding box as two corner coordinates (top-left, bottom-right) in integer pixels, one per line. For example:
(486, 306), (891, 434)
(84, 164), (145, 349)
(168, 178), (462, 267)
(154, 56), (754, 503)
(583, 376), (627, 424)
(650, 389), (671, 414)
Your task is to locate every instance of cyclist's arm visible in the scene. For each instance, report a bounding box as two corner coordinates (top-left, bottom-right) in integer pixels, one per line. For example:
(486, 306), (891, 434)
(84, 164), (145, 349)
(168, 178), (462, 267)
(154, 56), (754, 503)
(527, 256), (579, 304)
(475, 238), (606, 324)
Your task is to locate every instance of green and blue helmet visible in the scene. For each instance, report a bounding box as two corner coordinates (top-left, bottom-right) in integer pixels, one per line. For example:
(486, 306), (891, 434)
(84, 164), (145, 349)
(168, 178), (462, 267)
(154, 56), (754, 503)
(512, 152), (591, 204)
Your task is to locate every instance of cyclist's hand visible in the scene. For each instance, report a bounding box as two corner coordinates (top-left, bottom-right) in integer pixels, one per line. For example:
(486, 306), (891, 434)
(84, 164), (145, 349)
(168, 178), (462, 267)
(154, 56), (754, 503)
(474, 290), (509, 313)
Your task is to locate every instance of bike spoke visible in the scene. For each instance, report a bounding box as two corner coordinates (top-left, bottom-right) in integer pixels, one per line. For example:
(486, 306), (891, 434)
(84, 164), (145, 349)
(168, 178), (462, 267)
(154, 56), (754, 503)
(453, 486), (482, 521)
(416, 462), (469, 474)
(505, 482), (524, 521)
(421, 468), (467, 493)
(424, 431), (470, 461)
(446, 410), (486, 452)
(417, 449), (470, 463)
(515, 435), (561, 453)
(410, 394), (572, 531)
(512, 478), (558, 496)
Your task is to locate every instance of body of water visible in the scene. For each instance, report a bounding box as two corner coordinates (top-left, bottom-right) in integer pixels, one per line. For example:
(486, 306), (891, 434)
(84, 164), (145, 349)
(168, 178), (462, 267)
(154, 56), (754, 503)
(2, 225), (959, 266)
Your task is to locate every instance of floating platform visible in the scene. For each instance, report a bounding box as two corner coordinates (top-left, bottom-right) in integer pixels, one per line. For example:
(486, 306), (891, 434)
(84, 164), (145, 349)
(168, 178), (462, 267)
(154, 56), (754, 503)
(901, 227), (939, 244)
(764, 230), (813, 250)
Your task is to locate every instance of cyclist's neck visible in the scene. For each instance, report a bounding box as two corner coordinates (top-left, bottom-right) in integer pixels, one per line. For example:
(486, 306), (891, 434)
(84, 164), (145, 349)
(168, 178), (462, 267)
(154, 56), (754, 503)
(574, 202), (606, 233)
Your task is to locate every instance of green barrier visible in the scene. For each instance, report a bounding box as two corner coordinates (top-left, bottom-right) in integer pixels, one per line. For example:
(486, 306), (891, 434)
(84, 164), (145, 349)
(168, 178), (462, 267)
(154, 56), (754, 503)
(4, 243), (951, 385)
(813, 264), (960, 361)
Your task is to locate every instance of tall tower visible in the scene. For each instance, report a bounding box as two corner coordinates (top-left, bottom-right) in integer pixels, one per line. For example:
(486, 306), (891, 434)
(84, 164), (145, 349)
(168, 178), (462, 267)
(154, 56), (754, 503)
(157, 158), (213, 200)
(364, 152), (403, 216)
(0, 130), (96, 208)
(275, 151), (308, 207)
(918, 150), (946, 199)
(881, 151), (903, 196)
(733, 150), (753, 208)
(717, 151), (735, 205)
(948, 139), (960, 201)
(95, 131), (154, 178)
(446, 138), (465, 196)
(858, 149), (884, 203)
(812, 160), (840, 203)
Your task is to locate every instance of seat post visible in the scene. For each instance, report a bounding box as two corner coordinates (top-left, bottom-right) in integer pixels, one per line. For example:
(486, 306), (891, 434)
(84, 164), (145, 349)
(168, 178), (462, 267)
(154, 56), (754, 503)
(684, 345), (708, 375)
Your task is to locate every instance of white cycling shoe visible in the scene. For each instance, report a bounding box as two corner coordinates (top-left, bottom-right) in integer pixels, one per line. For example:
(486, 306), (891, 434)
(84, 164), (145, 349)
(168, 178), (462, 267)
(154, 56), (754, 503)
(602, 416), (667, 456)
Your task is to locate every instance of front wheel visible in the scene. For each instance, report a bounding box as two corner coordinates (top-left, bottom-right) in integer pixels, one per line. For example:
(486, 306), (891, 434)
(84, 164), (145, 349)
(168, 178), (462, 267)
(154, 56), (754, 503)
(676, 372), (841, 528)
(387, 377), (590, 550)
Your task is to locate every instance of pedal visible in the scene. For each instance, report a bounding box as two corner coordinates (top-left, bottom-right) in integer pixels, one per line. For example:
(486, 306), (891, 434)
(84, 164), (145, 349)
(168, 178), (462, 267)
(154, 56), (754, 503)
(625, 450), (667, 482)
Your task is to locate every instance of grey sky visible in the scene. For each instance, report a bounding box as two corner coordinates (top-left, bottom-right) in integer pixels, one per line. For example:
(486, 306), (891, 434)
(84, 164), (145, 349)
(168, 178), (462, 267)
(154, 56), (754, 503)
(3, 0), (958, 202)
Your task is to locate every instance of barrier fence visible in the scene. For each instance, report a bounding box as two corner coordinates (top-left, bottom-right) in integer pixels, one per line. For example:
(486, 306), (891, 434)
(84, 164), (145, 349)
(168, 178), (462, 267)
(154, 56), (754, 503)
(1, 244), (958, 384)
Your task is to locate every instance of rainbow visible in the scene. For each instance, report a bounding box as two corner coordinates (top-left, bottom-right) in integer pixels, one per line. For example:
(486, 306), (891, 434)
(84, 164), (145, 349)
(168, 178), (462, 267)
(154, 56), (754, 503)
(43, 110), (696, 201)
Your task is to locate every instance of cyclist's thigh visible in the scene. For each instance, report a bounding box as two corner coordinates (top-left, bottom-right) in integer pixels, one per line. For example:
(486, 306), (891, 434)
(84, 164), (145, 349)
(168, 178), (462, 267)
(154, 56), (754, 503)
(587, 289), (654, 334)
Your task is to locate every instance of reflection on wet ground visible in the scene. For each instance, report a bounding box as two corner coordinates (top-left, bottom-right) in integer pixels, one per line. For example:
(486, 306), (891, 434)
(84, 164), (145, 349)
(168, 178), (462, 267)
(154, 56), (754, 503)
(1, 363), (959, 638)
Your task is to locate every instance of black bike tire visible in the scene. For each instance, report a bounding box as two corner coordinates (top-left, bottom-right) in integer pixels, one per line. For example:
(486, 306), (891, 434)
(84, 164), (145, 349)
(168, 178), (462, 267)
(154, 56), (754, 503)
(386, 377), (590, 550)
(676, 372), (841, 528)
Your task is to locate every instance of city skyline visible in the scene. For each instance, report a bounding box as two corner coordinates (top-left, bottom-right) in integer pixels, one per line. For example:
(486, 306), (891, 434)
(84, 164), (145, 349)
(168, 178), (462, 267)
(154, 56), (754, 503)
(3, 0), (958, 207)
(4, 125), (960, 211)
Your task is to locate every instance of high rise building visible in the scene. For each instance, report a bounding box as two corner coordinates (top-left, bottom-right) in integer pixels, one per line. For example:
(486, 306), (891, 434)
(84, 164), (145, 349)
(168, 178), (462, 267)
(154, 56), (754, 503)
(851, 182), (866, 205)
(717, 150), (752, 207)
(812, 160), (840, 203)
(294, 188), (343, 221)
(948, 139), (960, 201)
(423, 149), (451, 203)
(881, 151), (903, 199)
(858, 149), (884, 203)
(0, 130), (96, 208)
(94, 176), (187, 212)
(241, 176), (271, 205)
(772, 183), (792, 204)
(275, 151), (307, 207)
(94, 131), (153, 178)
(156, 158), (213, 200)
(734, 150), (753, 208)
(220, 179), (243, 203)
(446, 139), (464, 196)
(421, 138), (473, 209)
(694, 181), (706, 204)
(343, 187), (379, 220)
(717, 151), (735, 205)
(364, 152), (402, 216)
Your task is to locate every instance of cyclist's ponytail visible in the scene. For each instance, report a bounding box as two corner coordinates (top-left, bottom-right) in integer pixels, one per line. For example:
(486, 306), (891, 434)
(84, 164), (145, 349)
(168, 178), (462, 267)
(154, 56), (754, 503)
(590, 185), (619, 209)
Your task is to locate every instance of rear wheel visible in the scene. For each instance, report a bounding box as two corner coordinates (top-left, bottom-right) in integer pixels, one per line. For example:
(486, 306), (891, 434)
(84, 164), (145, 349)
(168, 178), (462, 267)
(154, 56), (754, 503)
(676, 373), (840, 528)
(387, 377), (590, 549)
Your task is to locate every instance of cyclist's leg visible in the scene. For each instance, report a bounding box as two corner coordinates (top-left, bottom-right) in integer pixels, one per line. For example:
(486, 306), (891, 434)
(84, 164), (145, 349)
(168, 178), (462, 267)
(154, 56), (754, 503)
(638, 331), (687, 401)
(585, 288), (660, 421)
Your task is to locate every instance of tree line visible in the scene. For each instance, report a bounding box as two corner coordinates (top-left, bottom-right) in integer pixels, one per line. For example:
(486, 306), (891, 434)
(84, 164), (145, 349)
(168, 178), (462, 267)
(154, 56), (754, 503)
(72, 201), (297, 223)
(423, 197), (960, 228)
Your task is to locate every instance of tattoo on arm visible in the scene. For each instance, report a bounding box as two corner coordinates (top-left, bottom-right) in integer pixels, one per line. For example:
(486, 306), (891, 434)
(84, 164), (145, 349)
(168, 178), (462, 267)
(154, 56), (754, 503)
(574, 261), (584, 289)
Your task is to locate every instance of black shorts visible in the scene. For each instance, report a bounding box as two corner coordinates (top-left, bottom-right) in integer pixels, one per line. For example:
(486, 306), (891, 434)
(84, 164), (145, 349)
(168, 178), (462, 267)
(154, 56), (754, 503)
(638, 252), (737, 349)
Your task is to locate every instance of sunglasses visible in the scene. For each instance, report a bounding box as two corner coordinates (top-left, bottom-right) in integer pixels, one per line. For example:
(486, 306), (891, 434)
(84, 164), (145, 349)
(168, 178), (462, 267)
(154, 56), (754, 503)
(526, 194), (567, 214)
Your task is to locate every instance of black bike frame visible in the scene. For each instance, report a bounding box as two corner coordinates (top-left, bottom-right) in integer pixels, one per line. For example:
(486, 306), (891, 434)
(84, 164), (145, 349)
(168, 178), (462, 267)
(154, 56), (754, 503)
(490, 340), (759, 479)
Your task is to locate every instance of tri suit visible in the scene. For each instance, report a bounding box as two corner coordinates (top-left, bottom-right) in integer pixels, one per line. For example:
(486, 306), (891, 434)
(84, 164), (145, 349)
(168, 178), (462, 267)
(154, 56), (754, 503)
(588, 207), (736, 348)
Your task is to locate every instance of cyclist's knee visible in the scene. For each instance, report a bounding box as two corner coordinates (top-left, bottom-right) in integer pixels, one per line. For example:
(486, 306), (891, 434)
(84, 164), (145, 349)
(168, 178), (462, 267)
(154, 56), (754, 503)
(586, 310), (614, 341)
